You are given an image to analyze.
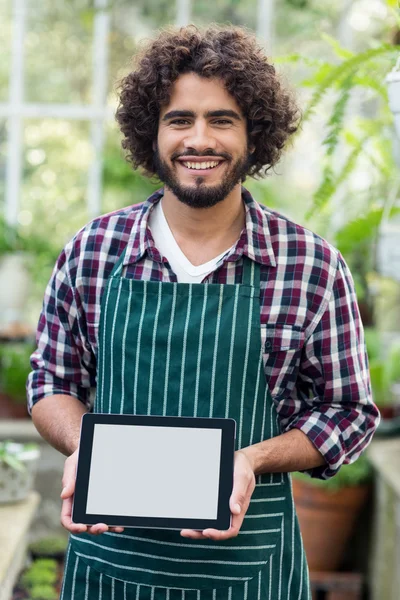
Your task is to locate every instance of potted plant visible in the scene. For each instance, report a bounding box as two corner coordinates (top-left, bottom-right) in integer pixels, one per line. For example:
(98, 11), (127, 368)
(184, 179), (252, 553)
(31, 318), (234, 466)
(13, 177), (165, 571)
(19, 558), (59, 600)
(29, 535), (68, 561)
(0, 440), (40, 504)
(0, 341), (35, 418)
(364, 327), (400, 435)
(292, 454), (372, 572)
(0, 215), (59, 333)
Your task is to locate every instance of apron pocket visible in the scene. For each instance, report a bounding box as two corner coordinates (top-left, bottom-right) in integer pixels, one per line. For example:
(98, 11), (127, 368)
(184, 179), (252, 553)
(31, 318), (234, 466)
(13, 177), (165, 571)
(70, 480), (287, 591)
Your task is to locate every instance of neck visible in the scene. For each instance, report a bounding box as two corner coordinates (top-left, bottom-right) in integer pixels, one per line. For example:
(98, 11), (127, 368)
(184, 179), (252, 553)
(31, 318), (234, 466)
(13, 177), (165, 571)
(161, 184), (245, 243)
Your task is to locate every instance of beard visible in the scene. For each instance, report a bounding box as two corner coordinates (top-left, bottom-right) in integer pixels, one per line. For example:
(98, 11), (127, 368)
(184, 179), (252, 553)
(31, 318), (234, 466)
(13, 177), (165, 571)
(153, 146), (251, 209)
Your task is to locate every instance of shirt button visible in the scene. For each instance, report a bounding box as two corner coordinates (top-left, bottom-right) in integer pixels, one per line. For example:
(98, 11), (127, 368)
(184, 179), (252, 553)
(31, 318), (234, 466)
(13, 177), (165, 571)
(265, 340), (272, 350)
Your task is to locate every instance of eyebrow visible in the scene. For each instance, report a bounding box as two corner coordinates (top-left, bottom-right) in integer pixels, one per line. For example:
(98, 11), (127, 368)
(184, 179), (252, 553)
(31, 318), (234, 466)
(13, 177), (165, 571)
(162, 109), (242, 122)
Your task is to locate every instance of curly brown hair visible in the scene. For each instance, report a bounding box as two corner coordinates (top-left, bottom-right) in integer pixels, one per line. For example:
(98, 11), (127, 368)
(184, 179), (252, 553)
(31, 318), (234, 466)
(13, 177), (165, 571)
(116, 25), (300, 178)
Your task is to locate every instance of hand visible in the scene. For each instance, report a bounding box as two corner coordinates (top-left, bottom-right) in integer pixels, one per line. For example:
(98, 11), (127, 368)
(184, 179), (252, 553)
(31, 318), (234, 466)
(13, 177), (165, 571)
(180, 449), (255, 540)
(60, 448), (124, 536)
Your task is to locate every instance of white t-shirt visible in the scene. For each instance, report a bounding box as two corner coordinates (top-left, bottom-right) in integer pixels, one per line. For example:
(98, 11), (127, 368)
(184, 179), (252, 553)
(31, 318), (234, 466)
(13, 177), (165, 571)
(148, 200), (235, 283)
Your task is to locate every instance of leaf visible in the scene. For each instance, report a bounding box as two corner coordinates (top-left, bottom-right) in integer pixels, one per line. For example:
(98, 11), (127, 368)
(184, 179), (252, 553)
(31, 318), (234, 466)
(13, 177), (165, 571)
(303, 44), (400, 122)
(4, 454), (26, 473)
(320, 33), (354, 60)
(323, 75), (353, 157)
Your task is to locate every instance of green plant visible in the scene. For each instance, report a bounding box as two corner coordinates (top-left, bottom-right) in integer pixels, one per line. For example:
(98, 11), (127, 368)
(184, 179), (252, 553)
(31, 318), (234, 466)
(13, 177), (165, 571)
(29, 535), (68, 558)
(0, 440), (38, 473)
(30, 585), (58, 600)
(364, 328), (400, 408)
(278, 35), (400, 326)
(293, 453), (372, 491)
(0, 342), (35, 402)
(21, 558), (58, 591)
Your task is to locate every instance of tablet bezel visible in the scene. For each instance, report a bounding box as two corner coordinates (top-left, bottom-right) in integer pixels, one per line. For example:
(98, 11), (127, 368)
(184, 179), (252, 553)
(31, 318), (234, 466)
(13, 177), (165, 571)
(72, 413), (236, 530)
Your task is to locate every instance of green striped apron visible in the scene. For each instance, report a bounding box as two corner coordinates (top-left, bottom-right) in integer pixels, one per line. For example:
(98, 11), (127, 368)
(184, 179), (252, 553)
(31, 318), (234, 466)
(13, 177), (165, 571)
(63, 250), (310, 599)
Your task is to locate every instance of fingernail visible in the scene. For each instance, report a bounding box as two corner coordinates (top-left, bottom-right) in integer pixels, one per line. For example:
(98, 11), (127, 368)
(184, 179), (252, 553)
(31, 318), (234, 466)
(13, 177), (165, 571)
(60, 487), (66, 497)
(234, 503), (241, 513)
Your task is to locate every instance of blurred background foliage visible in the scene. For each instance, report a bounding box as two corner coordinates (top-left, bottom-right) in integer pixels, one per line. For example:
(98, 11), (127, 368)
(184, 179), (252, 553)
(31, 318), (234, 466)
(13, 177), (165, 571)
(1, 0), (400, 402)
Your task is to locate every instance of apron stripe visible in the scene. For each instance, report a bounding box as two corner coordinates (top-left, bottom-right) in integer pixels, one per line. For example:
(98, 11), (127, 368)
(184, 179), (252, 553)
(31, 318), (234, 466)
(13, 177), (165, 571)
(286, 486), (296, 599)
(133, 281), (148, 414)
(85, 565), (90, 600)
(163, 284), (177, 415)
(72, 534), (276, 554)
(278, 516), (284, 600)
(178, 286), (192, 416)
(209, 286), (224, 417)
(71, 553), (79, 599)
(194, 287), (208, 417)
(120, 279), (133, 413)
(249, 348), (262, 446)
(148, 286), (164, 414)
(100, 573), (103, 600)
(109, 284), (123, 412)
(297, 538), (304, 600)
(73, 550), (251, 583)
(60, 543), (71, 600)
(238, 285), (254, 447)
(269, 556), (273, 600)
(100, 282), (113, 413)
(225, 286), (240, 418)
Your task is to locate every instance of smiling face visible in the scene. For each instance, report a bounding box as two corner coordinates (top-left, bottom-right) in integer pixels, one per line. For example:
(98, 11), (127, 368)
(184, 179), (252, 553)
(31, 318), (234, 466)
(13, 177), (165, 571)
(155, 73), (251, 209)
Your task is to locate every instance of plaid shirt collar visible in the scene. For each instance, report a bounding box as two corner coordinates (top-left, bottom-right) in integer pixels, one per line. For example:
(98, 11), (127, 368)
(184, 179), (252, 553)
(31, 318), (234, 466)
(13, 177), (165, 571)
(123, 187), (276, 268)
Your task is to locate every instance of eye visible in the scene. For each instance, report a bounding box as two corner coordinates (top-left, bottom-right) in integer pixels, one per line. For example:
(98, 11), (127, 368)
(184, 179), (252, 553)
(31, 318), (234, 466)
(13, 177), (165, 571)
(170, 119), (191, 125)
(213, 119), (232, 125)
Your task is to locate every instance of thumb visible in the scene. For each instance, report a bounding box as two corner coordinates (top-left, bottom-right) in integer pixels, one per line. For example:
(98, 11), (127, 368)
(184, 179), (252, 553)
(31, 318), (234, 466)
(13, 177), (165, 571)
(229, 495), (243, 515)
(61, 455), (77, 499)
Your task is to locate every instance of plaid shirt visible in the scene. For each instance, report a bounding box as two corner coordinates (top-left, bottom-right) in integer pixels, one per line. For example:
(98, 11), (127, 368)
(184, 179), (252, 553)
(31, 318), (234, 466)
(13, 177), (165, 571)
(27, 187), (379, 479)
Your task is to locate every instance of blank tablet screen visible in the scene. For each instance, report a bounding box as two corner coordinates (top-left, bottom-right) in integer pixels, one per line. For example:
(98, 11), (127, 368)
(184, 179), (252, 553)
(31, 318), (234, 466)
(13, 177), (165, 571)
(86, 424), (221, 520)
(73, 414), (235, 530)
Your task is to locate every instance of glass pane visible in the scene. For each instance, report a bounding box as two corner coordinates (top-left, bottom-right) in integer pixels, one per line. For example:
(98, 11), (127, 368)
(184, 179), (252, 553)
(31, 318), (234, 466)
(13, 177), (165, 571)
(21, 119), (90, 243)
(0, 120), (7, 207)
(107, 1), (177, 103)
(0, 0), (12, 102)
(102, 121), (160, 215)
(192, 0), (258, 31)
(25, 1), (92, 104)
(21, 118), (92, 320)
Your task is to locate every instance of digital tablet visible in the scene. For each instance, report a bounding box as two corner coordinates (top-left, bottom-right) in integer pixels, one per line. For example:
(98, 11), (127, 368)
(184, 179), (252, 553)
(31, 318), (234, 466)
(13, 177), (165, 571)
(72, 413), (236, 531)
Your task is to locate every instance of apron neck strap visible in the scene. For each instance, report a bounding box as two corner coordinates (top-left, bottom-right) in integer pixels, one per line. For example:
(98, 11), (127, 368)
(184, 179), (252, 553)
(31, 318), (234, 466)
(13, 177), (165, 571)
(109, 246), (128, 278)
(109, 247), (260, 289)
(241, 256), (260, 290)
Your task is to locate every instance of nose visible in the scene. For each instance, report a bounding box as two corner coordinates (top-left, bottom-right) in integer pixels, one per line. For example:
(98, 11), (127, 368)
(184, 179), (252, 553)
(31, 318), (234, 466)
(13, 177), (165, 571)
(182, 121), (217, 154)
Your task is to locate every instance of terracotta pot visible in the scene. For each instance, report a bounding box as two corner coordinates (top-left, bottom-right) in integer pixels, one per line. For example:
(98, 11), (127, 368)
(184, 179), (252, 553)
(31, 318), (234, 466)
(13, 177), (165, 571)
(292, 478), (370, 572)
(0, 392), (29, 419)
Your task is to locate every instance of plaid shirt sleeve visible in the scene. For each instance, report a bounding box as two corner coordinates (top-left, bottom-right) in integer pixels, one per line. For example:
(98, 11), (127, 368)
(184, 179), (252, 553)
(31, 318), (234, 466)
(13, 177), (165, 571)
(284, 252), (379, 479)
(26, 237), (96, 412)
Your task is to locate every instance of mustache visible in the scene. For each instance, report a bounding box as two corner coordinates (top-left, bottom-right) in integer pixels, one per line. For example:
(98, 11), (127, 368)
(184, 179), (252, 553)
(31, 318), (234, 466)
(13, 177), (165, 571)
(171, 151), (232, 161)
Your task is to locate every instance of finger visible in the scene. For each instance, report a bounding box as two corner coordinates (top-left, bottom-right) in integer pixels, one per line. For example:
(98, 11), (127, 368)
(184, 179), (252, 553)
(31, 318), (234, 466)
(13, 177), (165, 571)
(87, 523), (109, 535)
(110, 527), (124, 533)
(60, 497), (87, 534)
(61, 459), (77, 499)
(180, 529), (207, 539)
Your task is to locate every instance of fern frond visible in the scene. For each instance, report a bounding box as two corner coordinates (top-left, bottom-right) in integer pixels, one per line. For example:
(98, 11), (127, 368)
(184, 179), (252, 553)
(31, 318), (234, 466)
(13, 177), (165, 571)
(323, 75), (353, 157)
(352, 75), (388, 100)
(335, 137), (366, 187)
(303, 44), (399, 122)
(306, 166), (336, 219)
(320, 33), (354, 60)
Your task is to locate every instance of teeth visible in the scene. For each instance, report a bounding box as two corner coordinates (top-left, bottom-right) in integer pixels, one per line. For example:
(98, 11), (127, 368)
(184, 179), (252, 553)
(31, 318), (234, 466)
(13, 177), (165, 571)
(182, 161), (220, 170)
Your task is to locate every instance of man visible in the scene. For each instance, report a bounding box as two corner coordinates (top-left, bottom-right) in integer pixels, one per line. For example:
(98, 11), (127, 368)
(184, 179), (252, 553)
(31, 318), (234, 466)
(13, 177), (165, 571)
(28, 25), (379, 600)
